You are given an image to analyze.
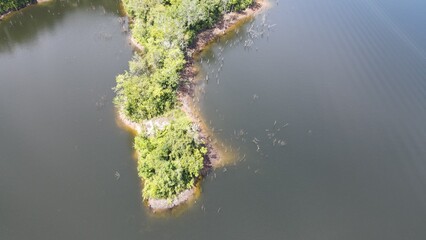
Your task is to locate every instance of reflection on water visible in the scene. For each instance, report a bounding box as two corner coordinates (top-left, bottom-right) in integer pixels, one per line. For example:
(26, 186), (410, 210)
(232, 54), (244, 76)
(1, 0), (426, 239)
(196, 0), (426, 239)
(0, 0), (124, 53)
(0, 1), (142, 239)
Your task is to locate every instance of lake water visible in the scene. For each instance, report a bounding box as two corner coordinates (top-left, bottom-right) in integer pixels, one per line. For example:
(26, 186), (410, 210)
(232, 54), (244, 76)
(1, 0), (426, 239)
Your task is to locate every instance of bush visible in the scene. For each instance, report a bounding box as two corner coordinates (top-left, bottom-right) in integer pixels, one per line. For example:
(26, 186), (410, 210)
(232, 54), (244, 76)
(135, 113), (206, 199)
(115, 0), (253, 199)
(0, 0), (34, 15)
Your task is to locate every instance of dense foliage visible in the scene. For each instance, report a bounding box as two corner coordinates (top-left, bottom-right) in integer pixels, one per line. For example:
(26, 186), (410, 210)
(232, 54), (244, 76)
(114, 0), (254, 122)
(0, 0), (34, 15)
(115, 50), (184, 120)
(115, 0), (253, 200)
(135, 112), (206, 199)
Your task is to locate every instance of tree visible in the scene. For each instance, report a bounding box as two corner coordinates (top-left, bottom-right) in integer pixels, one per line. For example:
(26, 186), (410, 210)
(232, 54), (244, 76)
(135, 113), (206, 200)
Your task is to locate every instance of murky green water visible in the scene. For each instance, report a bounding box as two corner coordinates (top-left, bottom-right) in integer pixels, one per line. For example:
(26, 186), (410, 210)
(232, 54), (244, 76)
(1, 0), (426, 239)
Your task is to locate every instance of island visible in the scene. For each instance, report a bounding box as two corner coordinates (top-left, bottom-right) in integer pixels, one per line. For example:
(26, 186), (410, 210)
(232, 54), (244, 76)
(115, 0), (268, 211)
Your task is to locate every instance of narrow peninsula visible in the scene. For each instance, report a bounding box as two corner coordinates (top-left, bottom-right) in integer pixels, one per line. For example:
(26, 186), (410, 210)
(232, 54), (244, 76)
(115, 0), (267, 211)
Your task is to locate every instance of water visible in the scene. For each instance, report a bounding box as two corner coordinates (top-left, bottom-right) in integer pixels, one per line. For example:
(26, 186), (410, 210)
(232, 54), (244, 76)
(1, 0), (426, 239)
(0, 1), (142, 239)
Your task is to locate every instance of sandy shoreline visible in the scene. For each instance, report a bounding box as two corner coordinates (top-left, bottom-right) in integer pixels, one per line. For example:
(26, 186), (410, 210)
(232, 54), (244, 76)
(129, 36), (144, 52)
(179, 0), (270, 166)
(117, 110), (169, 136)
(118, 0), (270, 211)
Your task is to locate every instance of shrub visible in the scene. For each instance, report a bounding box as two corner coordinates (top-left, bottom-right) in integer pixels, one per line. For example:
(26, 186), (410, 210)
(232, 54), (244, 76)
(115, 0), (253, 199)
(1, 0), (34, 15)
(135, 113), (206, 199)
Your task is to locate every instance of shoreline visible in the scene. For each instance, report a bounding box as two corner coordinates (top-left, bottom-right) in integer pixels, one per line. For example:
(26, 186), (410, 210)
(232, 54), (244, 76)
(179, 0), (270, 166)
(0, 0), (51, 20)
(118, 0), (270, 211)
(129, 36), (144, 52)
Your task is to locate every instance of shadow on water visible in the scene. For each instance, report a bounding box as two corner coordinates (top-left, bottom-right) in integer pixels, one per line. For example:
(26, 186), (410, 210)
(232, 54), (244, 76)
(1, 0), (426, 239)
(192, 10), (278, 168)
(0, 0), (124, 53)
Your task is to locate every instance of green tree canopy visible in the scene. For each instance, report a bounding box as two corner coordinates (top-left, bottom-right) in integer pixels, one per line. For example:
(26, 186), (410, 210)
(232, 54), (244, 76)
(1, 0), (34, 15)
(135, 113), (206, 199)
(115, 0), (254, 200)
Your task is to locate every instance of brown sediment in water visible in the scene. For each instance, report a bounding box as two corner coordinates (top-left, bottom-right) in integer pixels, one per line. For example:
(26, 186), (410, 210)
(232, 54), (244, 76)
(117, 0), (270, 211)
(187, 0), (270, 59)
(179, 0), (270, 168)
